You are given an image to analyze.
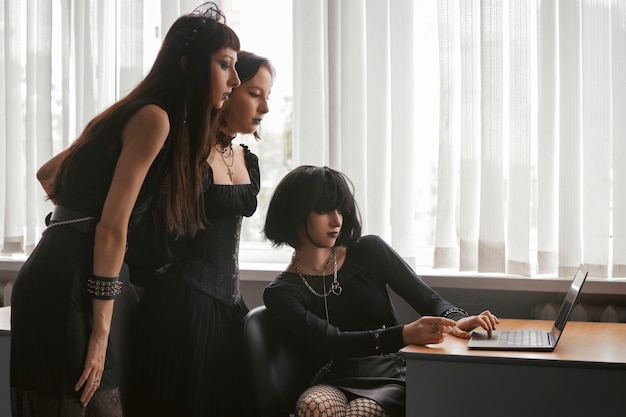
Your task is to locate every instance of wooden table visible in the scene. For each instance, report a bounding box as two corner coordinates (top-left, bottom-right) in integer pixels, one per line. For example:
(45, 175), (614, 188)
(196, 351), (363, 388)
(400, 319), (626, 417)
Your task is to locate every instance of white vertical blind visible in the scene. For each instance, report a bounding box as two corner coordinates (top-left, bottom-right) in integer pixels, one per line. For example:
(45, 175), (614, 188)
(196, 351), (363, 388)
(433, 0), (460, 269)
(293, 0), (418, 258)
(613, 0), (626, 276)
(0, 0), (294, 258)
(558, 1), (583, 277)
(118, 0), (143, 96)
(389, 0), (417, 259)
(1, 0), (142, 254)
(27, 0), (53, 251)
(5, 0), (28, 252)
(3, 0), (626, 280)
(327, 0), (340, 168)
(432, 0), (624, 277)
(582, 0), (611, 277)
(478, 0), (505, 272)
(459, 0), (481, 272)
(339, 0), (368, 229)
(536, 0), (559, 274)
(365, 0), (391, 238)
(0, 1), (6, 254)
(293, 0), (328, 167)
(506, 0), (531, 276)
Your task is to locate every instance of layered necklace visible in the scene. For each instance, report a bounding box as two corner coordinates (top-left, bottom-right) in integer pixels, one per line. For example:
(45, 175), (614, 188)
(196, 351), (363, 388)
(292, 247), (342, 325)
(291, 247), (343, 298)
(294, 248), (340, 382)
(215, 142), (234, 182)
(215, 130), (237, 182)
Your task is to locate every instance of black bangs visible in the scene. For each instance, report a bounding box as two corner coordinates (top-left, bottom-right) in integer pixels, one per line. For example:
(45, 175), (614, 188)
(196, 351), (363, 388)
(215, 21), (240, 52)
(311, 172), (355, 215)
(176, 11), (239, 59)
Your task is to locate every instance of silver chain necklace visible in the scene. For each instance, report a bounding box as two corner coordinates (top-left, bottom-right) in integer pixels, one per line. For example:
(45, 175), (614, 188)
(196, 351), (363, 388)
(293, 248), (339, 382)
(216, 143), (234, 182)
(292, 247), (342, 297)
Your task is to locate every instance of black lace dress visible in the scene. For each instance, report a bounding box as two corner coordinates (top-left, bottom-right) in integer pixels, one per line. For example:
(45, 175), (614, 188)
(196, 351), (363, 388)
(125, 145), (260, 417)
(10, 119), (168, 417)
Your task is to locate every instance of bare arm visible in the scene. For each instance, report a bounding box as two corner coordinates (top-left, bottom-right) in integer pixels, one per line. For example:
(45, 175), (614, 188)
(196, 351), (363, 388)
(75, 104), (170, 406)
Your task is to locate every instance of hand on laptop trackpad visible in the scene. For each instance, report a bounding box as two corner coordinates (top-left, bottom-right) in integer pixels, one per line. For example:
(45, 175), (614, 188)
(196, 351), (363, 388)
(470, 330), (498, 341)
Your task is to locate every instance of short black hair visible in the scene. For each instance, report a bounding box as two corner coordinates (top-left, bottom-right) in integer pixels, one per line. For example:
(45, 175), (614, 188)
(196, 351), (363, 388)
(264, 165), (362, 249)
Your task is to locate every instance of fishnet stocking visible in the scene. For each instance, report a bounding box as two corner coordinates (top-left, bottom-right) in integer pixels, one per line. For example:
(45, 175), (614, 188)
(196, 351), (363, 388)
(295, 385), (347, 417)
(295, 385), (390, 417)
(345, 397), (389, 417)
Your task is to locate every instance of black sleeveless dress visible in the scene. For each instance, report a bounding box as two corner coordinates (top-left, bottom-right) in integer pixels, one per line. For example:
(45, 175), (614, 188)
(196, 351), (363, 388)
(10, 116), (168, 416)
(125, 145), (260, 417)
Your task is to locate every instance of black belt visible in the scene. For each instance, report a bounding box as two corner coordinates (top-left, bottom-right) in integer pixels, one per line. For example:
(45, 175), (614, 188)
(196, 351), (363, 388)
(47, 205), (95, 234)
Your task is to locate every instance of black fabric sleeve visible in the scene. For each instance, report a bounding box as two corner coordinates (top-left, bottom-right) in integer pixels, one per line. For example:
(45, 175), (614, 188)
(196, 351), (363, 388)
(263, 235), (470, 360)
(362, 235), (468, 319)
(264, 282), (405, 359)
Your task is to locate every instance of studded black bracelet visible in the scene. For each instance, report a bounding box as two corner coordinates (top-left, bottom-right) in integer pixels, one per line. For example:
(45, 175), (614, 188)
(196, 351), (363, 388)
(442, 307), (470, 318)
(86, 275), (123, 300)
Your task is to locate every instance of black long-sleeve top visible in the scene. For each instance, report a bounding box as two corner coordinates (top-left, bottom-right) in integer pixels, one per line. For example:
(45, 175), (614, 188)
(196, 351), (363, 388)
(263, 235), (469, 363)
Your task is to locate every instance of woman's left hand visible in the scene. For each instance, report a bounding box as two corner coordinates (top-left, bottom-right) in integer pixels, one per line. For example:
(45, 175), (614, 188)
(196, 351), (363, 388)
(450, 310), (500, 339)
(75, 329), (108, 407)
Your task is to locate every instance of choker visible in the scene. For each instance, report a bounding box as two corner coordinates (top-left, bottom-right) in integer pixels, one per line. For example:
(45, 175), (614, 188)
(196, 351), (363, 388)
(216, 130), (236, 147)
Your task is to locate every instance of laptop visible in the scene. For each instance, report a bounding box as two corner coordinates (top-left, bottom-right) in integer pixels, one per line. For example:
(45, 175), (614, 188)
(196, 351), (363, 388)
(467, 263), (588, 351)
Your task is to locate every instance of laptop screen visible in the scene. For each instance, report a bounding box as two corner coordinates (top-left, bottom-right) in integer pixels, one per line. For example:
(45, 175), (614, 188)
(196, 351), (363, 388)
(549, 264), (588, 344)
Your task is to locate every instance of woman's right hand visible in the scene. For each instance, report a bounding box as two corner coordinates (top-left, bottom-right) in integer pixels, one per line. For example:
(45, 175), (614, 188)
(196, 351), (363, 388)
(402, 316), (457, 346)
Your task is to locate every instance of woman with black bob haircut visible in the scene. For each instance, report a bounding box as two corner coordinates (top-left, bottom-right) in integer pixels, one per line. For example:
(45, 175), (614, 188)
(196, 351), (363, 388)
(263, 165), (499, 417)
(264, 165), (361, 249)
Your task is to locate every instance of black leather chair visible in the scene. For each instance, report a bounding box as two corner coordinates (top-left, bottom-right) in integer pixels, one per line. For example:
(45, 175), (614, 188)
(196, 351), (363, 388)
(243, 305), (315, 417)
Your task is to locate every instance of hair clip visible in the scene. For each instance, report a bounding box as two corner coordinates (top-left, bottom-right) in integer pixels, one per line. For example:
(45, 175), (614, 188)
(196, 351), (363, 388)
(184, 2), (225, 47)
(190, 2), (226, 24)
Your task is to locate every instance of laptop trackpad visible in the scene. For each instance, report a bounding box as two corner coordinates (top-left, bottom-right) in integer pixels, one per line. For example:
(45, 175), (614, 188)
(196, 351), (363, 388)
(470, 330), (497, 341)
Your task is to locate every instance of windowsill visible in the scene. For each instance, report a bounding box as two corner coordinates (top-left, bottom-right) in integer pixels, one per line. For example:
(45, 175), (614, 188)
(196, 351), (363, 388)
(414, 270), (626, 295)
(0, 255), (25, 272)
(238, 263), (626, 295)
(3, 256), (626, 296)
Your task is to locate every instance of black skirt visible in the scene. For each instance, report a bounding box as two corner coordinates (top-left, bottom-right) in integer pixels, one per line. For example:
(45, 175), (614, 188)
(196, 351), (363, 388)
(10, 225), (123, 416)
(316, 353), (406, 417)
(125, 272), (258, 417)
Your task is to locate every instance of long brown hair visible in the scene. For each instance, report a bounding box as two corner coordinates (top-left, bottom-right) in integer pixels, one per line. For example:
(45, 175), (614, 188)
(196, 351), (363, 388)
(50, 5), (240, 237)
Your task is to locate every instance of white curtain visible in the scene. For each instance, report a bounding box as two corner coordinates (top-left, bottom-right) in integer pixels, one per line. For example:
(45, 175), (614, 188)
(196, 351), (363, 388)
(293, 0), (625, 278)
(293, 0), (419, 263)
(430, 0), (625, 278)
(613, 0), (626, 277)
(4, 0), (625, 279)
(0, 0), (200, 255)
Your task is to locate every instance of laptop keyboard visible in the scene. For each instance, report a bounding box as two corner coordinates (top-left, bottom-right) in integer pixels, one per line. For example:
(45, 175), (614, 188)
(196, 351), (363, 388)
(499, 330), (545, 347)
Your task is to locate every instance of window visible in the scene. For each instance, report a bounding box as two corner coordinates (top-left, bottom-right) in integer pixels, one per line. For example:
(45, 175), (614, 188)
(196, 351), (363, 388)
(2, 1), (626, 279)
(0, 0), (294, 264)
(223, 0), (293, 252)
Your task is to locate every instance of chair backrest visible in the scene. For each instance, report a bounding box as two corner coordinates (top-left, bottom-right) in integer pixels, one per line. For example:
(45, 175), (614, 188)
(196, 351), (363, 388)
(243, 305), (315, 416)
